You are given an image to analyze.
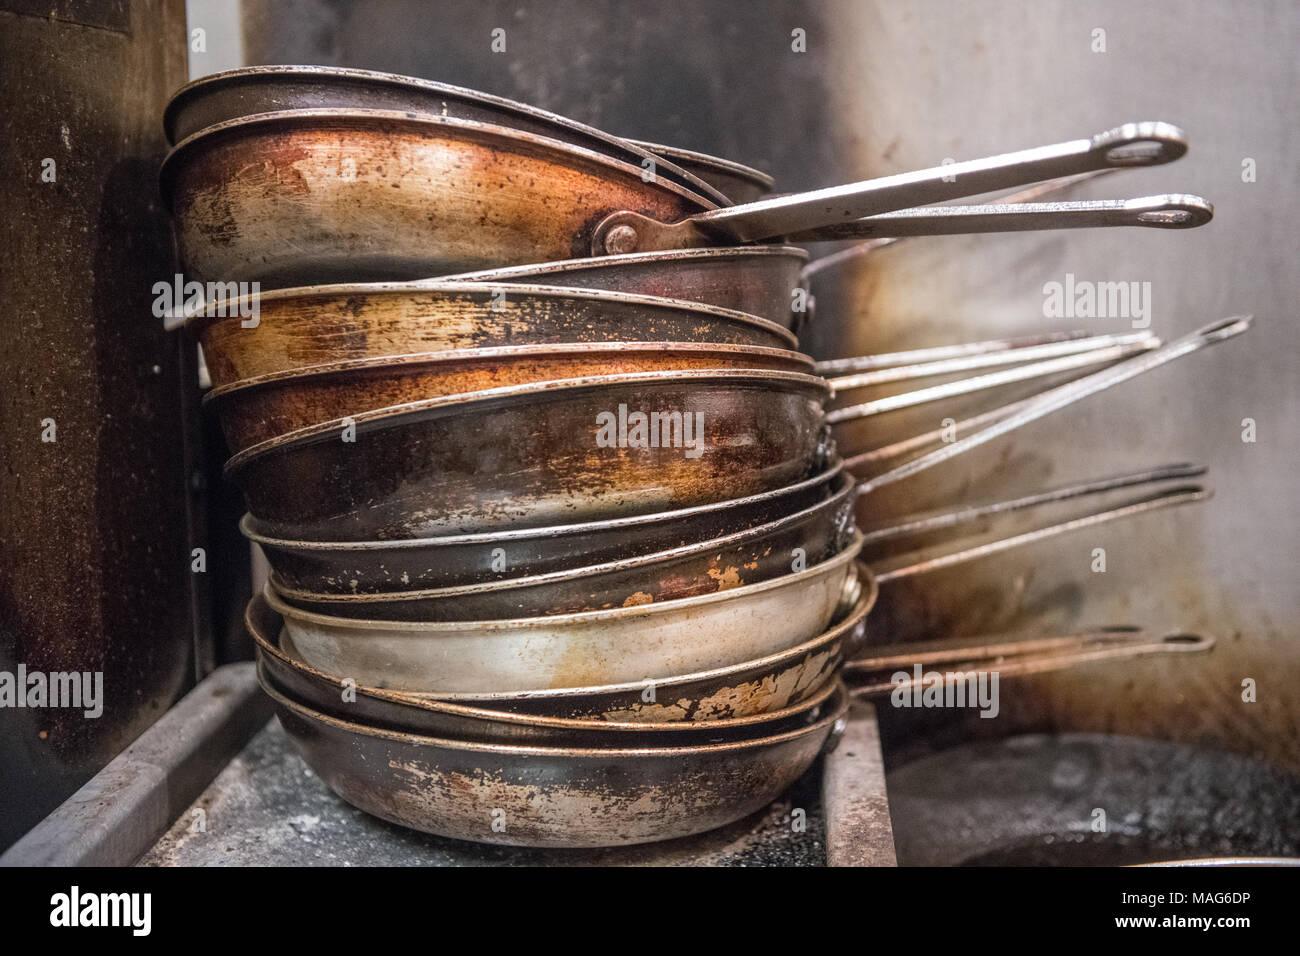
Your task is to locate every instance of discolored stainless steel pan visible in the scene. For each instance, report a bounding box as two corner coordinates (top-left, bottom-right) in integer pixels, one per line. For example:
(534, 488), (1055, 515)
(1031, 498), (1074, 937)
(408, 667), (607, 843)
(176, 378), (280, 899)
(187, 282), (797, 389)
(224, 369), (833, 541)
(269, 470), (857, 617)
(258, 671), (849, 848)
(264, 533), (862, 693)
(205, 341), (814, 457)
(250, 570), (875, 721)
(242, 462), (845, 591)
(254, 656), (841, 746)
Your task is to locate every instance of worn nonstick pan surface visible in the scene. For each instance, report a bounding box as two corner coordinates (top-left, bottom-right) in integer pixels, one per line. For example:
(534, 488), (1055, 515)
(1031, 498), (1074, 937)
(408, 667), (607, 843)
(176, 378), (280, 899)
(163, 65), (731, 204)
(225, 369), (833, 541)
(271, 471), (856, 618)
(206, 342), (813, 457)
(259, 671), (848, 848)
(264, 533), (861, 693)
(188, 282), (797, 388)
(255, 656), (840, 746)
(252, 569), (874, 721)
(243, 462), (844, 590)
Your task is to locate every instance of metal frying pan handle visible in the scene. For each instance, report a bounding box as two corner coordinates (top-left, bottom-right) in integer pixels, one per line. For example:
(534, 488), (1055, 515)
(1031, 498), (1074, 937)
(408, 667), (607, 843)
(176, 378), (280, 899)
(870, 484), (1210, 584)
(825, 331), (1157, 400)
(802, 169), (1120, 280)
(854, 316), (1252, 497)
(790, 194), (1213, 242)
(858, 463), (1206, 546)
(592, 121), (1189, 254)
(815, 330), (1095, 376)
(845, 630), (1215, 699)
(826, 336), (1157, 421)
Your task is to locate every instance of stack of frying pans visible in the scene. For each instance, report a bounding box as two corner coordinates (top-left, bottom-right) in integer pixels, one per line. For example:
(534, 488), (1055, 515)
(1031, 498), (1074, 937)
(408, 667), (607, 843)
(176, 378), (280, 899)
(162, 66), (1234, 848)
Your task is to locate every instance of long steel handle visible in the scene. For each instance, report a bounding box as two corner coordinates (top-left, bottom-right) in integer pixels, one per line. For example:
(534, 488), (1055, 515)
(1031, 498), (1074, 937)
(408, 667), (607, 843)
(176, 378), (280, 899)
(825, 331), (1157, 393)
(870, 485), (1210, 584)
(802, 169), (1120, 279)
(859, 463), (1207, 545)
(815, 331), (1093, 376)
(854, 316), (1251, 496)
(792, 194), (1212, 242)
(593, 121), (1189, 253)
(826, 338), (1156, 422)
(846, 631), (1214, 698)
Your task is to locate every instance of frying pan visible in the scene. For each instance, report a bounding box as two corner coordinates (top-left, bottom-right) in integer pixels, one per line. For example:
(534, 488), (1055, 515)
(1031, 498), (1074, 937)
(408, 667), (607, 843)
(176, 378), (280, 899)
(187, 282), (797, 388)
(624, 138), (775, 203)
(269, 470), (857, 616)
(161, 115), (1190, 284)
(253, 656), (841, 746)
(434, 196), (1210, 332)
(162, 65), (732, 204)
(242, 462), (845, 592)
(257, 671), (849, 848)
(224, 369), (833, 540)
(263, 532), (862, 693)
(250, 569), (876, 721)
(205, 341), (814, 457)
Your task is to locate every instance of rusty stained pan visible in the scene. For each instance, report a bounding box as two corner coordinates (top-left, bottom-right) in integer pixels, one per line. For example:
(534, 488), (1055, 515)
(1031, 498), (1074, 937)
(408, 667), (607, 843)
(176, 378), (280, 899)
(270, 471), (857, 617)
(206, 341), (814, 457)
(224, 369), (833, 541)
(263, 533), (861, 693)
(259, 671), (848, 848)
(624, 138), (775, 203)
(162, 65), (732, 204)
(161, 109), (719, 286)
(256, 656), (840, 746)
(187, 282), (797, 388)
(248, 572), (874, 722)
(162, 114), (1190, 285)
(243, 462), (844, 592)
(442, 246), (809, 330)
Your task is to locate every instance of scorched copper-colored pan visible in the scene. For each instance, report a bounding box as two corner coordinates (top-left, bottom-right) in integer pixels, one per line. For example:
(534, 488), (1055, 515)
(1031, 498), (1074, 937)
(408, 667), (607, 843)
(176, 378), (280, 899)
(162, 65), (731, 204)
(187, 282), (797, 388)
(206, 341), (814, 457)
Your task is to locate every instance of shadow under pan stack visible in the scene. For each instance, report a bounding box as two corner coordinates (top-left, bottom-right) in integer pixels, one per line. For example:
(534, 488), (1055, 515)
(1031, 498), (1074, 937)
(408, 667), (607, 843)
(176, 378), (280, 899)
(161, 66), (1240, 848)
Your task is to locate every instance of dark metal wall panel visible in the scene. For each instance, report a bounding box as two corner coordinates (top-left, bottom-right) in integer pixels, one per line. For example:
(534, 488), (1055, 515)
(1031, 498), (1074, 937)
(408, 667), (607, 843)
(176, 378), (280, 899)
(0, 0), (194, 849)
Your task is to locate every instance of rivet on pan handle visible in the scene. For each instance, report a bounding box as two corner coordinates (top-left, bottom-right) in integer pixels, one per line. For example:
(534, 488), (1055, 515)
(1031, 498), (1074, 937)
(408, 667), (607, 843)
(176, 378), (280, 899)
(592, 121), (1190, 254)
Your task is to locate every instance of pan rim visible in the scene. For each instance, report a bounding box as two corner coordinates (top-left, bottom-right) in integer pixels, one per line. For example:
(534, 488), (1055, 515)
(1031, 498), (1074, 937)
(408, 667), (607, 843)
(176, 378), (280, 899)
(181, 280), (800, 347)
(264, 530), (862, 633)
(225, 367), (831, 475)
(272, 472), (856, 607)
(261, 668), (849, 759)
(162, 65), (731, 205)
(159, 107), (720, 213)
(203, 341), (815, 405)
(441, 245), (809, 282)
(624, 137), (776, 189)
(240, 461), (845, 551)
(251, 565), (876, 705)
